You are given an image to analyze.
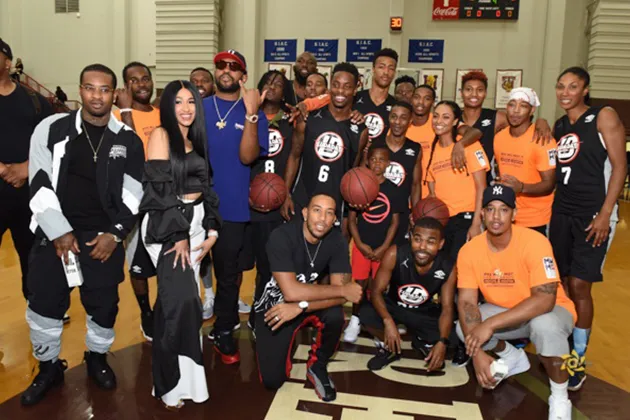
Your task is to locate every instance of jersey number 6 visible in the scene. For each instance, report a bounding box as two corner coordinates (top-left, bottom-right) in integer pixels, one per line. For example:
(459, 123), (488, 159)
(318, 165), (330, 182)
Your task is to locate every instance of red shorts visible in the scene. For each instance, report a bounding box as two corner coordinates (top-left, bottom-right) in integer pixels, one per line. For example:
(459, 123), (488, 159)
(351, 242), (381, 280)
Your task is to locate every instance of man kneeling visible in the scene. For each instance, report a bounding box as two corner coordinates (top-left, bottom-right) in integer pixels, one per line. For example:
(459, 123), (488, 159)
(359, 217), (457, 372)
(254, 194), (362, 402)
(456, 185), (576, 420)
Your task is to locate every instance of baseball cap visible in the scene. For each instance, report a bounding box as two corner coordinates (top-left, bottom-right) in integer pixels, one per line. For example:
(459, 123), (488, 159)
(0, 38), (13, 60)
(214, 49), (247, 73)
(482, 185), (516, 209)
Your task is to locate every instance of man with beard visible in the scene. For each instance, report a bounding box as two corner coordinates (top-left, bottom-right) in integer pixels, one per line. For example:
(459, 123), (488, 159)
(354, 48), (398, 144)
(21, 64), (144, 405)
(0, 38), (52, 302)
(394, 75), (416, 104)
(190, 67), (215, 98)
(281, 63), (368, 231)
(255, 194), (362, 402)
(359, 217), (457, 372)
(285, 52), (317, 106)
(112, 61), (160, 341)
(203, 50), (268, 364)
(457, 185), (576, 420)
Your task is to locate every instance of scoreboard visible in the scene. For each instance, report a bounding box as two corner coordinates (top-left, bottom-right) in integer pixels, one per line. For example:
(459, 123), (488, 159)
(432, 0), (519, 21)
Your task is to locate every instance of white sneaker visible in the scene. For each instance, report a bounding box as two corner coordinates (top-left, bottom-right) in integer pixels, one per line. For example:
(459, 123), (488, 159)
(502, 348), (531, 379)
(548, 395), (572, 420)
(238, 299), (251, 314)
(202, 296), (214, 320)
(397, 324), (407, 335)
(343, 316), (361, 343)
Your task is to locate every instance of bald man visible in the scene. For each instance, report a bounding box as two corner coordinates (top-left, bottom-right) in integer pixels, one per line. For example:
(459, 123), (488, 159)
(286, 52), (317, 106)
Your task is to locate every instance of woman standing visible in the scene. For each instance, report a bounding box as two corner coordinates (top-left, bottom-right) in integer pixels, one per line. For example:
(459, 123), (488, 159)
(550, 67), (626, 391)
(140, 80), (221, 409)
(425, 100), (488, 261)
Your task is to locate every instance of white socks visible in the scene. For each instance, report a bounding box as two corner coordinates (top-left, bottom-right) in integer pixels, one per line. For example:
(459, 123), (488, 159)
(204, 287), (215, 300)
(496, 342), (517, 359)
(550, 379), (569, 400)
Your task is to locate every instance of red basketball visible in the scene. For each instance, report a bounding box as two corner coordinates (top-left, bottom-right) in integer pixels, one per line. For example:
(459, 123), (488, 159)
(249, 173), (287, 211)
(340, 167), (380, 207)
(412, 197), (450, 226)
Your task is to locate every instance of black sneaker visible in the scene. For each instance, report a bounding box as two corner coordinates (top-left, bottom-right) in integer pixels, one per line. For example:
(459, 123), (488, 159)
(84, 351), (117, 389)
(307, 362), (336, 402)
(452, 344), (470, 368)
(568, 369), (586, 391)
(20, 359), (68, 406)
(411, 336), (433, 359)
(367, 347), (401, 371)
(140, 311), (154, 342)
(214, 330), (240, 364)
(208, 323), (241, 340)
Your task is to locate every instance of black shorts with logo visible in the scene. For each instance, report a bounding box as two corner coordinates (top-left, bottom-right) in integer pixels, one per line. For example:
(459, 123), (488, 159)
(125, 222), (156, 278)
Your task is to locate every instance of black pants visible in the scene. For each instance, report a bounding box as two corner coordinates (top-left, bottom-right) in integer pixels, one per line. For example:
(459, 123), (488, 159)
(255, 305), (344, 390)
(444, 212), (473, 262)
(529, 224), (548, 236)
(213, 221), (250, 331)
(0, 183), (34, 300)
(248, 220), (284, 327)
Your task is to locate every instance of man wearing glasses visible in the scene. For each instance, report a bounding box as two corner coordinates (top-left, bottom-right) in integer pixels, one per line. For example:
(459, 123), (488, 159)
(21, 64), (145, 406)
(203, 50), (268, 364)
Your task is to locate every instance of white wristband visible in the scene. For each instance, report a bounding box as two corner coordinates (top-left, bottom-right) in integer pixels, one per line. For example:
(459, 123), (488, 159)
(119, 108), (133, 114)
(208, 230), (219, 238)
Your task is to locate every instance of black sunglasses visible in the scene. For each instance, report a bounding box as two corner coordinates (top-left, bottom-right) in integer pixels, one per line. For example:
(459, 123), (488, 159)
(216, 60), (244, 72)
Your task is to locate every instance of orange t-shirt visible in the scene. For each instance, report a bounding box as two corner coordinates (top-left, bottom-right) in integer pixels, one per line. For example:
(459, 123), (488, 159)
(494, 125), (557, 227)
(113, 107), (160, 158)
(428, 140), (489, 216)
(405, 115), (434, 199)
(457, 225), (577, 322)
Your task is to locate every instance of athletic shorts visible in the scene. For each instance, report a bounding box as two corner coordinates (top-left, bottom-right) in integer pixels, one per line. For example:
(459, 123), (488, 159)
(351, 242), (380, 280)
(125, 222), (156, 278)
(549, 212), (617, 283)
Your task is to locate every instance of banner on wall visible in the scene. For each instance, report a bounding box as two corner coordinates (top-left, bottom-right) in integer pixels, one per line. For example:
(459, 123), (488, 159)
(264, 39), (297, 62)
(495, 69), (523, 109)
(346, 39), (382, 62)
(305, 39), (338, 63)
(420, 69), (445, 102)
(408, 39), (444, 63)
(432, 0), (519, 21)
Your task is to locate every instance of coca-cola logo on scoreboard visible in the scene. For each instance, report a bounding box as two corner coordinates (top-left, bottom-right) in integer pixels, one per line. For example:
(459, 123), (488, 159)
(432, 0), (460, 20)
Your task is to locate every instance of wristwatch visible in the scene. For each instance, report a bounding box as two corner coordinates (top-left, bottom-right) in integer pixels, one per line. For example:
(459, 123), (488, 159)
(439, 337), (450, 346)
(110, 233), (122, 243)
(245, 114), (259, 124)
(298, 301), (309, 312)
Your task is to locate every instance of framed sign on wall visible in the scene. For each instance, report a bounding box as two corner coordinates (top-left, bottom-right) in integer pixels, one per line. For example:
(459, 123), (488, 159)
(420, 69), (445, 102)
(495, 69), (523, 109)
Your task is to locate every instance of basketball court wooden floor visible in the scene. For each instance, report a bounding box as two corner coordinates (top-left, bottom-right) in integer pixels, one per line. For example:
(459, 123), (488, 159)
(1, 204), (629, 419)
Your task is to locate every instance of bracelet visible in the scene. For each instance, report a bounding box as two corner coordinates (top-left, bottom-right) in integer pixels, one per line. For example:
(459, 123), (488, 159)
(119, 108), (133, 114)
(208, 230), (219, 238)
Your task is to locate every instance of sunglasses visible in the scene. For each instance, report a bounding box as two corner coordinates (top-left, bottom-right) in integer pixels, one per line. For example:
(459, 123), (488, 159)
(216, 60), (244, 72)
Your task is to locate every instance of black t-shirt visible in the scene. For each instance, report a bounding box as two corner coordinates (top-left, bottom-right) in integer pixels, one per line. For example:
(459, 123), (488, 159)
(61, 121), (111, 231)
(471, 108), (498, 183)
(356, 179), (407, 248)
(254, 221), (351, 312)
(250, 113), (293, 222)
(372, 137), (420, 200)
(387, 243), (454, 312)
(285, 80), (304, 107)
(354, 89), (396, 143)
(0, 83), (52, 164)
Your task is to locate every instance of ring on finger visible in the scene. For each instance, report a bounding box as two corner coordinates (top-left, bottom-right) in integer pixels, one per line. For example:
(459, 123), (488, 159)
(275, 315), (280, 322)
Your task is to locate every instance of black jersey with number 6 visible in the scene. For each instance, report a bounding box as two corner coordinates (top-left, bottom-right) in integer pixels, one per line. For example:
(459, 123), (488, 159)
(553, 106), (610, 217)
(387, 243), (453, 311)
(250, 113), (293, 222)
(293, 106), (365, 217)
(354, 89), (396, 143)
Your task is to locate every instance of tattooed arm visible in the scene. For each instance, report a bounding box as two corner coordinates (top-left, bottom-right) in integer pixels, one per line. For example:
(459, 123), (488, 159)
(457, 288), (482, 336)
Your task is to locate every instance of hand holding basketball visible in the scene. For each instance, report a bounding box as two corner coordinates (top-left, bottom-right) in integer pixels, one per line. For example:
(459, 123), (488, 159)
(249, 173), (287, 212)
(340, 167), (379, 207)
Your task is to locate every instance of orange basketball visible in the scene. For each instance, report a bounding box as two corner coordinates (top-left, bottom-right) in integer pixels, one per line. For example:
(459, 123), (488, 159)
(412, 197), (450, 226)
(340, 167), (380, 207)
(249, 173), (287, 211)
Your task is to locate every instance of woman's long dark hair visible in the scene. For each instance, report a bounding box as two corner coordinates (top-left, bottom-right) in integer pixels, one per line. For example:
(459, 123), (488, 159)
(159, 80), (210, 195)
(558, 66), (591, 105)
(424, 100), (462, 184)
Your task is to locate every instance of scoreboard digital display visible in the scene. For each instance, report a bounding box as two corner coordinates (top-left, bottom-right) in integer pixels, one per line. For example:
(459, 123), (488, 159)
(460, 0), (519, 20)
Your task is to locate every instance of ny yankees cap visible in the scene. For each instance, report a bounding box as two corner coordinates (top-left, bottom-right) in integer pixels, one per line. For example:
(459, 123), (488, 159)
(483, 185), (516, 209)
(214, 49), (247, 73)
(0, 38), (13, 60)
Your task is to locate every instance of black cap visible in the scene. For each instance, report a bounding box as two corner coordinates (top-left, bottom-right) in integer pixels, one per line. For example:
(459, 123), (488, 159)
(482, 185), (516, 209)
(0, 38), (12, 60)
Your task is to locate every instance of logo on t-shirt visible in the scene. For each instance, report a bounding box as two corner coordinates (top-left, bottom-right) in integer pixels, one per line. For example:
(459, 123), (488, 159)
(584, 114), (595, 123)
(365, 113), (385, 138)
(398, 284), (430, 307)
(434, 270), (446, 280)
(384, 162), (406, 187)
(481, 119), (492, 127)
(314, 132), (345, 162)
(405, 148), (416, 156)
(475, 150), (487, 167)
(557, 134), (580, 164)
(547, 149), (557, 166)
(268, 129), (284, 157)
(542, 257), (557, 279)
(362, 192), (391, 224)
(109, 145), (127, 159)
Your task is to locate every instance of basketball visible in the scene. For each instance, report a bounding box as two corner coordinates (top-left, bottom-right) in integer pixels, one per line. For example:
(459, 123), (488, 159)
(340, 167), (380, 207)
(412, 197), (450, 226)
(249, 172), (287, 211)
